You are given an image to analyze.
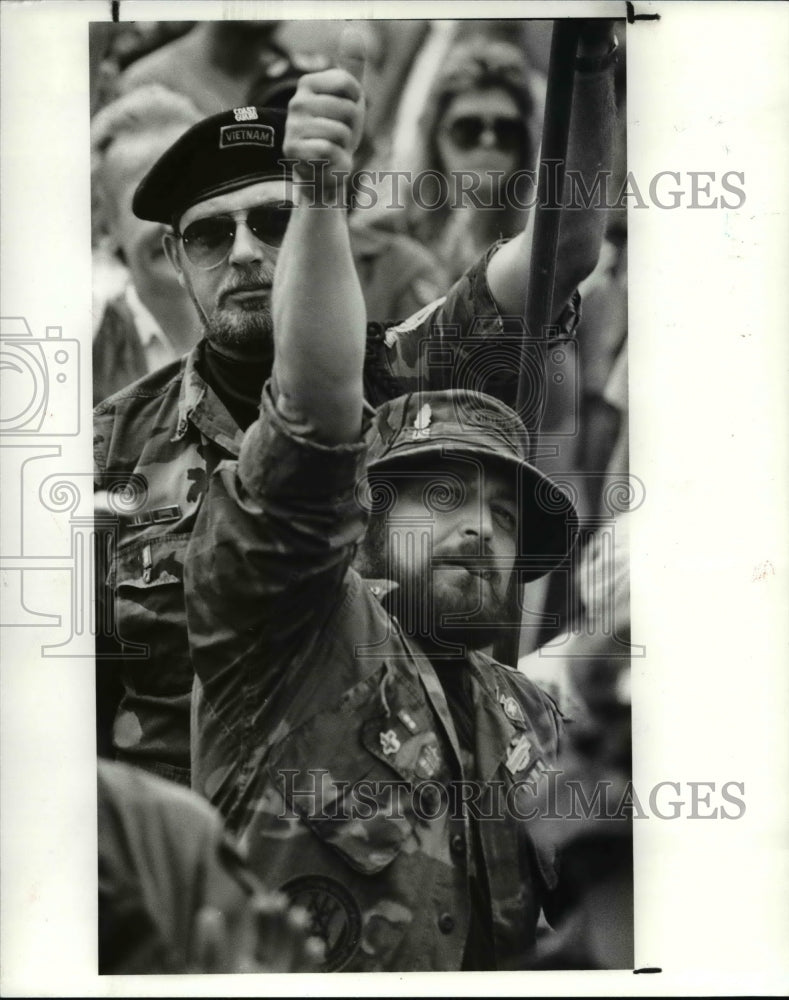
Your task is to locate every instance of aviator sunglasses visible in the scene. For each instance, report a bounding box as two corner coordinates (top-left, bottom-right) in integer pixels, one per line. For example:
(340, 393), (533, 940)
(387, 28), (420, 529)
(179, 203), (294, 270)
(442, 114), (527, 153)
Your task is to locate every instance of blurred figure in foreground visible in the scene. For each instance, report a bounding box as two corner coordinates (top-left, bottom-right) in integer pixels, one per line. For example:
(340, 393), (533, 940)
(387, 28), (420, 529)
(91, 86), (203, 405)
(98, 760), (323, 973)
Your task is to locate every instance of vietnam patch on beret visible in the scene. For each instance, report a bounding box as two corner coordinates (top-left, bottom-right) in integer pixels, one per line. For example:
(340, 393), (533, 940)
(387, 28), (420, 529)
(132, 105), (292, 226)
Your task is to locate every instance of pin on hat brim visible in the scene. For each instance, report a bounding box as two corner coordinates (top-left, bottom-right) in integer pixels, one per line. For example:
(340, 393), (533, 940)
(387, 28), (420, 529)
(364, 390), (578, 583)
(366, 445), (577, 583)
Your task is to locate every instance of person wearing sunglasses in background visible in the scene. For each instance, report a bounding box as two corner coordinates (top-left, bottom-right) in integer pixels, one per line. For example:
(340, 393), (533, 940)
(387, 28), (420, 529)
(373, 38), (545, 285)
(93, 21), (617, 788)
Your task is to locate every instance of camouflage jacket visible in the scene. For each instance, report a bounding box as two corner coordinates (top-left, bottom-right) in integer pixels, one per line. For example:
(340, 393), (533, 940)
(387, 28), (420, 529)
(186, 387), (563, 972)
(94, 250), (580, 784)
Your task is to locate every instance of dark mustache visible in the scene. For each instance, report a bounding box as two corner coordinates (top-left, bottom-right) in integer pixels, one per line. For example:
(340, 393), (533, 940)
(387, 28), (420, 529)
(431, 541), (502, 584)
(219, 267), (275, 303)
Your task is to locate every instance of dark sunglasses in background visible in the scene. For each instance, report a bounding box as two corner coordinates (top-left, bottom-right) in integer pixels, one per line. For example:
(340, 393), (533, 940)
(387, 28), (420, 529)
(443, 115), (527, 153)
(179, 203), (294, 269)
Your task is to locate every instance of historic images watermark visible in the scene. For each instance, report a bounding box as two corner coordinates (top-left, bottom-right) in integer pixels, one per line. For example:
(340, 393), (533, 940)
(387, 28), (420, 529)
(278, 163), (747, 212)
(278, 769), (747, 823)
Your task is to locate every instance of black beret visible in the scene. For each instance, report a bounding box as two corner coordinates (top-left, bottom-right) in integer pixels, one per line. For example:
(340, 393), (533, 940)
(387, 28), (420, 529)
(132, 106), (291, 226)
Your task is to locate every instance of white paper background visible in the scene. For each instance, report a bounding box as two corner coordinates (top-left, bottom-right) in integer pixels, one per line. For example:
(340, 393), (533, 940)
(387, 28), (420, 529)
(1, 1), (787, 995)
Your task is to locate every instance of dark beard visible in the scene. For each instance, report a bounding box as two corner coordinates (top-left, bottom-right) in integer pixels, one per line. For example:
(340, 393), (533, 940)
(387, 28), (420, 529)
(410, 561), (510, 655)
(203, 305), (273, 350)
(354, 517), (510, 655)
(188, 265), (275, 353)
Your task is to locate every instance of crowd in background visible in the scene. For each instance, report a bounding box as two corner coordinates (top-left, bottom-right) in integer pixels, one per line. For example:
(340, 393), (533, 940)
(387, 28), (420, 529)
(90, 18), (631, 974)
(91, 16), (627, 522)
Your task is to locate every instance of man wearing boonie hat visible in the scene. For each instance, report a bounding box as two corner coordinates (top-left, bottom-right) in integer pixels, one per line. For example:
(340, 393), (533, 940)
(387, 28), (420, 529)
(94, 23), (617, 786)
(185, 34), (579, 971)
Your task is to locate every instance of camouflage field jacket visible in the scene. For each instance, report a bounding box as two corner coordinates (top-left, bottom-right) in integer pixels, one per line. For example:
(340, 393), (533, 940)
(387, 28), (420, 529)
(185, 388), (564, 972)
(94, 249), (579, 783)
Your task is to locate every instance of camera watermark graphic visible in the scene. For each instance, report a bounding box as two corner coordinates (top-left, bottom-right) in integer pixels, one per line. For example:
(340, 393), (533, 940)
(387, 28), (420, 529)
(402, 323), (579, 444)
(0, 313), (636, 661)
(0, 317), (80, 436)
(0, 315), (168, 655)
(0, 316), (143, 655)
(1, 316), (84, 644)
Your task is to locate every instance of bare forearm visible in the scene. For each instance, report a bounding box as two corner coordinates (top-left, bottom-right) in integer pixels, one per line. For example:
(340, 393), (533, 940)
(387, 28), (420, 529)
(486, 23), (617, 318)
(270, 31), (368, 445)
(272, 201), (365, 444)
(555, 52), (617, 306)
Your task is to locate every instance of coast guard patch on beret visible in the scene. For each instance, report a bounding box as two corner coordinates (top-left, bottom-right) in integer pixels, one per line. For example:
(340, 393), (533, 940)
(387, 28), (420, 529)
(219, 123), (275, 150)
(233, 106), (259, 122)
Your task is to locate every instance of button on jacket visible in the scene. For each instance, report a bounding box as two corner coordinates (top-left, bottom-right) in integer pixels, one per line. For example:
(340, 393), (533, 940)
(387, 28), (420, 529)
(186, 388), (564, 972)
(94, 249), (580, 783)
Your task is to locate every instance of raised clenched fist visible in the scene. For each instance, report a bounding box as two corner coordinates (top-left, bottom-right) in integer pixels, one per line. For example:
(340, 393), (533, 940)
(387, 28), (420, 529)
(283, 28), (367, 198)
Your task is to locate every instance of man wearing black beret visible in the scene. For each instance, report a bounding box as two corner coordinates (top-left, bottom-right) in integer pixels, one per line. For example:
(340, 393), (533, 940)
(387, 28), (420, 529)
(94, 21), (618, 786)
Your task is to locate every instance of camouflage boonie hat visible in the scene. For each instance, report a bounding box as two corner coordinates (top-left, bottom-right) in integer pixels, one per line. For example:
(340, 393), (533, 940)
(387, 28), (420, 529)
(133, 105), (291, 226)
(365, 390), (578, 582)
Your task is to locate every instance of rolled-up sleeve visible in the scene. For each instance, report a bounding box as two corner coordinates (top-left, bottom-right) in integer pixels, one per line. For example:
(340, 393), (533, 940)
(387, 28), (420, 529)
(185, 382), (369, 719)
(362, 244), (581, 411)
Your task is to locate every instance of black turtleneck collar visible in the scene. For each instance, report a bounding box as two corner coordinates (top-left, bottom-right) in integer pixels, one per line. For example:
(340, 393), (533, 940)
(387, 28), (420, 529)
(200, 339), (273, 431)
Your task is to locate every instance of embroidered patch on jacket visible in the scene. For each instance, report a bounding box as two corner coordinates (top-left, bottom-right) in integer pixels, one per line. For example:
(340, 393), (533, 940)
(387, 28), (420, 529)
(414, 740), (441, 779)
(281, 874), (362, 971)
(500, 693), (525, 724)
(379, 728), (401, 755)
(505, 733), (538, 775)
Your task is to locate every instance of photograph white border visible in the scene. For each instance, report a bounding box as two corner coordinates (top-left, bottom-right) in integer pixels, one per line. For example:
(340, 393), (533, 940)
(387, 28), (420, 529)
(1, 1), (787, 995)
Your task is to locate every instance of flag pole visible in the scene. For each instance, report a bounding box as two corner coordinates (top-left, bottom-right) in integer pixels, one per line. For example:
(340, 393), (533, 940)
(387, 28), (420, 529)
(496, 19), (581, 668)
(518, 18), (581, 437)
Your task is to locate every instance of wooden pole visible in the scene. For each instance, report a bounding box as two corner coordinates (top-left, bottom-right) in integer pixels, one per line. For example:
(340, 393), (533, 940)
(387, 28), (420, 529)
(496, 19), (581, 667)
(518, 18), (581, 442)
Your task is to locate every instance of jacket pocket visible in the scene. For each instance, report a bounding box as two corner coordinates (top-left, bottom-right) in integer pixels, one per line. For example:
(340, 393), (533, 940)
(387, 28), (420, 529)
(108, 533), (190, 592)
(106, 534), (192, 692)
(266, 663), (444, 876)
